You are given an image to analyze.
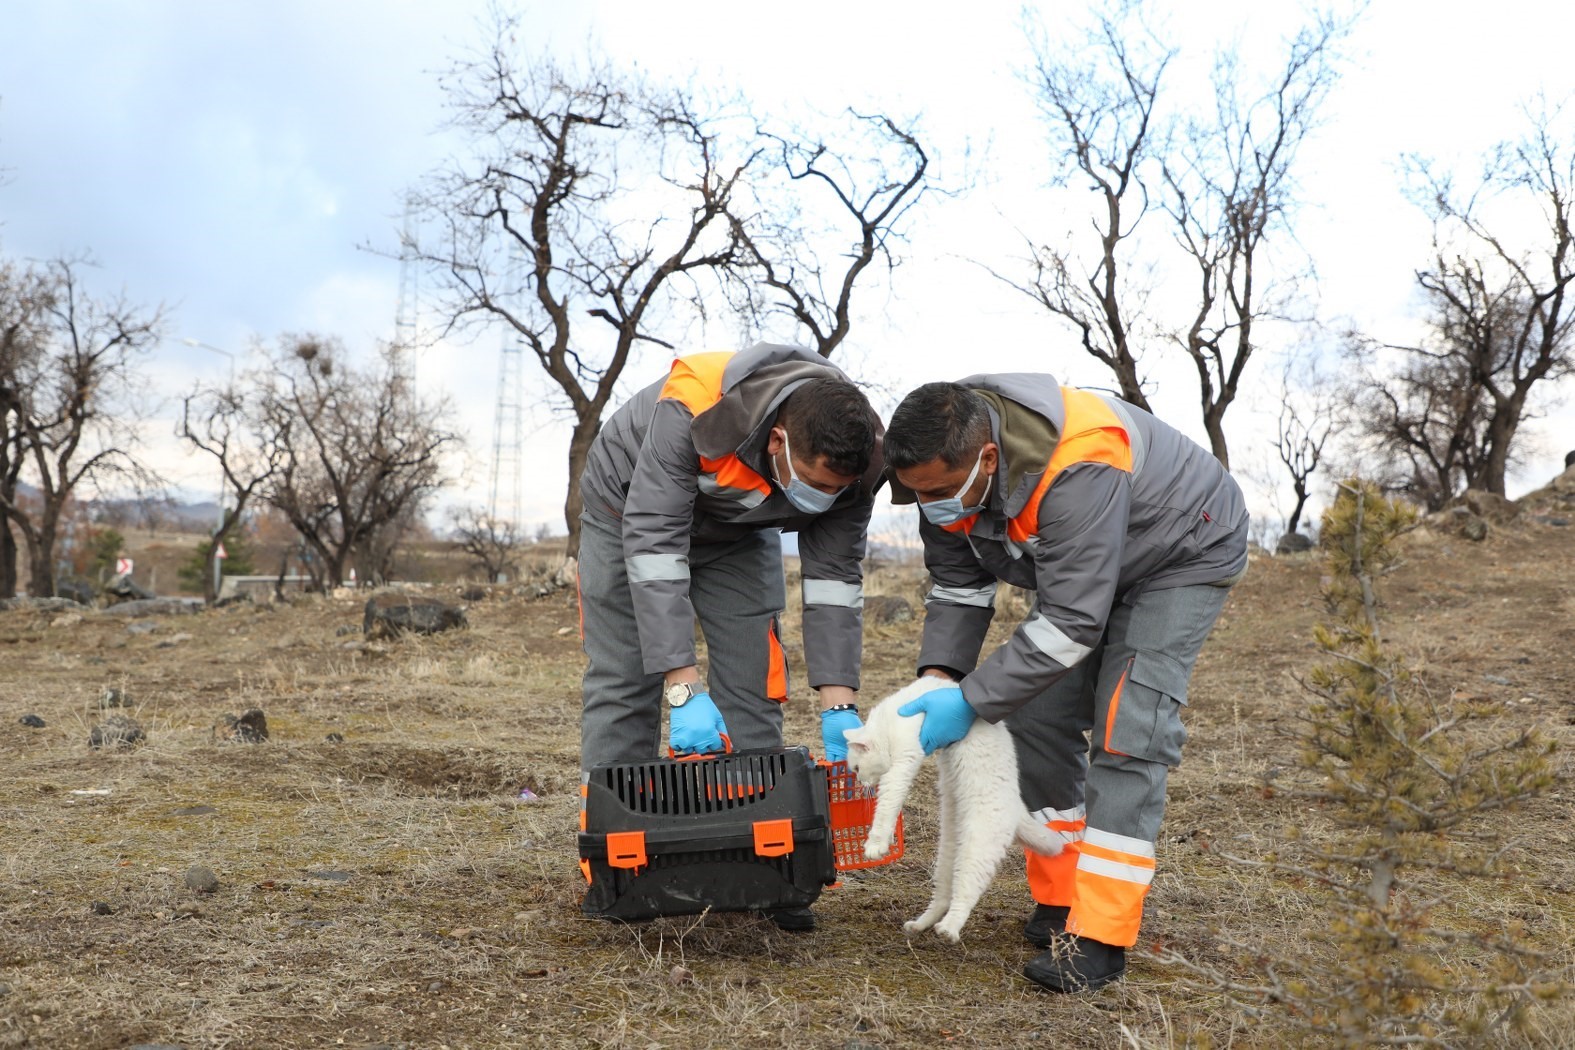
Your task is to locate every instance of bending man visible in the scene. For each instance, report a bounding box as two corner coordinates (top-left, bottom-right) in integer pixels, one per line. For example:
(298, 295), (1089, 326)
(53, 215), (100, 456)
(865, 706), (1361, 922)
(883, 375), (1247, 990)
(578, 343), (881, 929)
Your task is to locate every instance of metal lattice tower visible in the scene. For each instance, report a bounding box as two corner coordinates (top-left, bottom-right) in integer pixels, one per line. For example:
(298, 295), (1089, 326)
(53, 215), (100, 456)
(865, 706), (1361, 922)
(391, 194), (419, 394)
(487, 247), (526, 528)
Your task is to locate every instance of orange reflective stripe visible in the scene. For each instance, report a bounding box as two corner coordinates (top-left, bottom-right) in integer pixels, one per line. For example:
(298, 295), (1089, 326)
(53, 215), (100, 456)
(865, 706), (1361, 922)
(701, 452), (771, 500)
(1102, 666), (1131, 756)
(658, 351), (735, 413)
(766, 621), (788, 702)
(1026, 841), (1081, 907)
(1006, 387), (1133, 545)
(1068, 869), (1148, 947)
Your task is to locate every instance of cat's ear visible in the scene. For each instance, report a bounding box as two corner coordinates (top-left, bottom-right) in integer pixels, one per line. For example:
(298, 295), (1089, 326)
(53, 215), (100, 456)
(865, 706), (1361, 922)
(842, 726), (865, 744)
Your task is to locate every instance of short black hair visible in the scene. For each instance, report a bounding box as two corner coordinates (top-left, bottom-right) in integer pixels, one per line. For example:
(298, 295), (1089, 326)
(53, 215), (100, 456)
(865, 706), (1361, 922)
(778, 377), (877, 476)
(884, 382), (991, 470)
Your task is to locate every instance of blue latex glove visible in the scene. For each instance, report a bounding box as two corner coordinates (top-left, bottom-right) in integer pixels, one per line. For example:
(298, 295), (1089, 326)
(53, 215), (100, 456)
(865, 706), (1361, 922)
(820, 707), (862, 763)
(669, 692), (729, 755)
(898, 684), (977, 754)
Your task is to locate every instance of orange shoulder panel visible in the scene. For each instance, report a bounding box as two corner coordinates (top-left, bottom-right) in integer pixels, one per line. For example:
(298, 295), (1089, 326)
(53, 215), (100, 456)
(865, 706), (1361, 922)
(658, 351), (735, 414)
(1006, 388), (1133, 544)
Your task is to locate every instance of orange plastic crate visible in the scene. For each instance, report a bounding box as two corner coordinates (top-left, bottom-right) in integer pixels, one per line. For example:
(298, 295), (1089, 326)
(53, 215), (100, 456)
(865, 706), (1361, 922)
(823, 760), (903, 871)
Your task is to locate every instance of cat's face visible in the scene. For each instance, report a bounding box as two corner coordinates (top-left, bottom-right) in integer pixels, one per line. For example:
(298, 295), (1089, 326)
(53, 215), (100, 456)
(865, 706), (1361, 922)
(842, 725), (892, 783)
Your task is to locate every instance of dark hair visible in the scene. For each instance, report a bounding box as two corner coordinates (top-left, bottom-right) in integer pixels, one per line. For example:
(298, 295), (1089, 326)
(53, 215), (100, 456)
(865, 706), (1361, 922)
(778, 377), (877, 476)
(884, 382), (991, 470)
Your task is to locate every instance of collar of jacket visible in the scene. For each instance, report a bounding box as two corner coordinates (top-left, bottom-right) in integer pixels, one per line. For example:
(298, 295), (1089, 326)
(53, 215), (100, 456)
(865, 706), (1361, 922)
(884, 375), (1063, 522)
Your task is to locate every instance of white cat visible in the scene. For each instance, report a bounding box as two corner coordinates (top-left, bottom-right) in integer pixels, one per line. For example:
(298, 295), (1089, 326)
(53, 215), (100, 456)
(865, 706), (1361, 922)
(843, 675), (1064, 942)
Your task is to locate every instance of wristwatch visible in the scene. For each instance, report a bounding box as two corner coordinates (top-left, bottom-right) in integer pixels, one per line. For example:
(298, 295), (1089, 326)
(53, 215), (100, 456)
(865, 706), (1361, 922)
(664, 681), (701, 708)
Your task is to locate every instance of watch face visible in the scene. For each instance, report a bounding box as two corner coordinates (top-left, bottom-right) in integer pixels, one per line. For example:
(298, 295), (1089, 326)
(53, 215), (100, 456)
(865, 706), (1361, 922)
(665, 683), (690, 708)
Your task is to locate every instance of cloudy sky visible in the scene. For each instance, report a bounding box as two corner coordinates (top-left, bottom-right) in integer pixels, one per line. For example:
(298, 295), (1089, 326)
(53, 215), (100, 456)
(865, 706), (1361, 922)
(2, 0), (1571, 537)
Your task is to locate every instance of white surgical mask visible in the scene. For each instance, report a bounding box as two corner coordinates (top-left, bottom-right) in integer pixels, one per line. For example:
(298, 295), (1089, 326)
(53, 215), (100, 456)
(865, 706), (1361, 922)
(919, 448), (991, 527)
(775, 430), (846, 515)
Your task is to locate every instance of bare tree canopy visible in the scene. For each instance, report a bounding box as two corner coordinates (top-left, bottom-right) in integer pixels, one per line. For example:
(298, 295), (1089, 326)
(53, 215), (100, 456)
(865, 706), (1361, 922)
(727, 109), (932, 357)
(1161, 11), (1351, 468)
(413, 18), (933, 554)
(1007, 1), (1174, 411)
(257, 334), (459, 590)
(0, 257), (163, 598)
(448, 504), (526, 584)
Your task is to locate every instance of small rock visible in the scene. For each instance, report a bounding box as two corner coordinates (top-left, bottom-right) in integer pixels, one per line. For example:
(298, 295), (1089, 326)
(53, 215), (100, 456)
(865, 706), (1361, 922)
(1275, 531), (1315, 554)
(89, 714), (145, 749)
(50, 612), (83, 629)
(90, 900), (114, 915)
(185, 865), (220, 893)
(363, 592), (467, 640)
(325, 732), (345, 743)
(155, 632), (194, 649)
(426, 980), (444, 993)
(174, 902), (204, 919)
(212, 708), (269, 744)
(170, 805), (217, 816)
(555, 626), (573, 636)
(334, 623), (361, 636)
(668, 964), (694, 986)
(99, 687), (127, 709)
(19, 713), (45, 728)
(459, 584), (488, 602)
(1483, 674), (1513, 686)
(125, 620), (160, 636)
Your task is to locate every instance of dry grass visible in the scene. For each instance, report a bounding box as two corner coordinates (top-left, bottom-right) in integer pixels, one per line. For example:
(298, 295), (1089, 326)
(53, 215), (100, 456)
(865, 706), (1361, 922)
(2, 514), (1573, 1049)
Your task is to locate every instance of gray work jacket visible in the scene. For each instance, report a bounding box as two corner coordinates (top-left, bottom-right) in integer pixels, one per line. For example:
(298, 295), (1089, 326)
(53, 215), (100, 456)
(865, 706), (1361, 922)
(891, 374), (1248, 722)
(581, 343), (879, 689)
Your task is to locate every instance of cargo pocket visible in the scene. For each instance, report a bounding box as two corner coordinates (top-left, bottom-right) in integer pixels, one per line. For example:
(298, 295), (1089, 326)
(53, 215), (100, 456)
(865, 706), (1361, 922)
(766, 616), (789, 703)
(1102, 650), (1190, 767)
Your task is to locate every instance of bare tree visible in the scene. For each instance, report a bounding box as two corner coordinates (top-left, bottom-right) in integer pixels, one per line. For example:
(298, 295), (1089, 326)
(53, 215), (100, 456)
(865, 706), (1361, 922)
(412, 25), (761, 557)
(1273, 355), (1336, 537)
(1006, 2), (1173, 410)
(1160, 12), (1350, 467)
(0, 257), (161, 597)
(449, 504), (526, 583)
(177, 377), (291, 603)
(727, 110), (932, 356)
(1393, 107), (1575, 498)
(258, 335), (458, 590)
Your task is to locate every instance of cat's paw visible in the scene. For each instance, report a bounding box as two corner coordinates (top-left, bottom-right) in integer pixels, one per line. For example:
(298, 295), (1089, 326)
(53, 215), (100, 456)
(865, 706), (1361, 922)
(863, 834), (892, 860)
(933, 921), (963, 943)
(902, 918), (928, 936)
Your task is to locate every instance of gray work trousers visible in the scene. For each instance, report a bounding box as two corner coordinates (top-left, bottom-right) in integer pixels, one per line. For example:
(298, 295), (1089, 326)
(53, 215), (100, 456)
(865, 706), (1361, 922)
(578, 510), (788, 773)
(1006, 580), (1231, 943)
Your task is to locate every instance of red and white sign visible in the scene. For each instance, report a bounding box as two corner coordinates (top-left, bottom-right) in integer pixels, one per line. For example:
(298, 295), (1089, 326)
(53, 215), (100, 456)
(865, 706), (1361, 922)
(115, 557), (134, 576)
(215, 542), (228, 560)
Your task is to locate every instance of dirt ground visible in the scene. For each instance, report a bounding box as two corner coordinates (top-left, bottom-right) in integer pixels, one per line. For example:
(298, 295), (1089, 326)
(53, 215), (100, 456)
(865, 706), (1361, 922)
(2, 487), (1573, 1049)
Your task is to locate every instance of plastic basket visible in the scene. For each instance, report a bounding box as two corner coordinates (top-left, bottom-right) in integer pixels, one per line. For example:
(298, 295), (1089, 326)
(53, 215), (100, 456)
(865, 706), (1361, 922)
(823, 759), (903, 871)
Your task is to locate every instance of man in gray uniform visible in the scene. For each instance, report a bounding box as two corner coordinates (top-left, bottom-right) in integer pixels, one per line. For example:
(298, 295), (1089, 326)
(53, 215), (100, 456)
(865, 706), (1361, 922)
(577, 343), (881, 928)
(883, 375), (1247, 990)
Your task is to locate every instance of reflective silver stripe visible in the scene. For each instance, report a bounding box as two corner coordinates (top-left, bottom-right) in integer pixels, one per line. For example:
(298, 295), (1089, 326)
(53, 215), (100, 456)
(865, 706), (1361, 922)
(1021, 613), (1093, 666)
(802, 579), (864, 608)
(626, 553), (690, 583)
(698, 474), (768, 508)
(1076, 852), (1155, 885)
(925, 582), (997, 608)
(1102, 395), (1146, 477)
(1083, 827), (1155, 858)
(1030, 804), (1086, 827)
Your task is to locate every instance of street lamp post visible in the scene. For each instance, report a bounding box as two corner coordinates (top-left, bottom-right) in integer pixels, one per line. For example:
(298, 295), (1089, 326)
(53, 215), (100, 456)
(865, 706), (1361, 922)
(183, 338), (237, 601)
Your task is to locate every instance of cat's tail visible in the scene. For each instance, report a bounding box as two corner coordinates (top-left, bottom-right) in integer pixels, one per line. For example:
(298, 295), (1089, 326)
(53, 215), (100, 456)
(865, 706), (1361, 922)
(1015, 813), (1065, 857)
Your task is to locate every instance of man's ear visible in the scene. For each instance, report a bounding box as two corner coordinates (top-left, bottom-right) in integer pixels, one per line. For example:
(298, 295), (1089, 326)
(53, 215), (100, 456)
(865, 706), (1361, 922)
(765, 425), (786, 457)
(981, 441), (1000, 476)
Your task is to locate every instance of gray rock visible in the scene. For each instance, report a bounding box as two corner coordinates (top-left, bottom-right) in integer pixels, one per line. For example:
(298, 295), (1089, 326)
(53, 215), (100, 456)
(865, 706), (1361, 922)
(864, 595), (914, 625)
(104, 572), (155, 601)
(325, 732), (345, 743)
(170, 805), (217, 816)
(363, 592), (467, 640)
(19, 713), (45, 728)
(97, 598), (199, 617)
(185, 864), (219, 893)
(89, 714), (145, 749)
(91, 900), (113, 915)
(57, 580), (96, 606)
(459, 584), (488, 602)
(334, 623), (361, 636)
(1275, 531), (1315, 554)
(155, 632), (194, 648)
(0, 596), (87, 612)
(212, 709), (269, 744)
(126, 619), (160, 635)
(1483, 674), (1513, 686)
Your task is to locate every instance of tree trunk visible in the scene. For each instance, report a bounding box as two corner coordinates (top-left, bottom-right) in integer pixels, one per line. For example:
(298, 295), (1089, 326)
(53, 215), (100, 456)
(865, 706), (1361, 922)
(563, 413), (602, 559)
(25, 530), (55, 598)
(1204, 409), (1231, 471)
(0, 518), (16, 598)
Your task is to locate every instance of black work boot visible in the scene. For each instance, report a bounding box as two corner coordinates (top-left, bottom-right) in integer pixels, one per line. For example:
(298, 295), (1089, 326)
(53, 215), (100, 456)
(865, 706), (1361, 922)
(1023, 904), (1070, 947)
(1023, 933), (1127, 993)
(763, 906), (816, 932)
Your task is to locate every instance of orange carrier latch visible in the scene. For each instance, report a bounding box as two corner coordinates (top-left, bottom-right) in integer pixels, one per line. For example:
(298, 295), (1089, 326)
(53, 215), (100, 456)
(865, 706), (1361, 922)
(605, 830), (648, 871)
(752, 818), (795, 858)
